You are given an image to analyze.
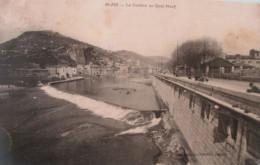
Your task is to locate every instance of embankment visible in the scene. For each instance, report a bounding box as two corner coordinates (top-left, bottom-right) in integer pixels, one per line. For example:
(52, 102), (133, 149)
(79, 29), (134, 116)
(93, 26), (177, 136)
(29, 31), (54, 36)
(49, 77), (84, 85)
(153, 75), (260, 165)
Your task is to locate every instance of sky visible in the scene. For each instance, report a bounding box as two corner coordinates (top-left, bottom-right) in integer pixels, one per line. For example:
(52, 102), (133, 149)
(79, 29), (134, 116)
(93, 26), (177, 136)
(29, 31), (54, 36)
(223, 0), (260, 2)
(0, 0), (259, 57)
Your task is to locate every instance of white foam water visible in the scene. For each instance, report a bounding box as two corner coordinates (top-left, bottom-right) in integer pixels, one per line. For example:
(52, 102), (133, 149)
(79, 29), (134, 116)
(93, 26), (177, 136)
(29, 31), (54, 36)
(115, 118), (161, 136)
(41, 86), (149, 125)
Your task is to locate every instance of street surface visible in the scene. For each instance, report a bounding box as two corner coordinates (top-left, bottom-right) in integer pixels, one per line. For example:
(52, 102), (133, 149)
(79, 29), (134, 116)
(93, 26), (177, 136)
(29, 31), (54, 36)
(165, 74), (260, 96)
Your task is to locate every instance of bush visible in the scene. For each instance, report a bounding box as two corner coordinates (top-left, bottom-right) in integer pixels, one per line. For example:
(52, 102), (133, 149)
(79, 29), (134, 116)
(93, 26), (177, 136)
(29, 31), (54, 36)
(50, 77), (60, 81)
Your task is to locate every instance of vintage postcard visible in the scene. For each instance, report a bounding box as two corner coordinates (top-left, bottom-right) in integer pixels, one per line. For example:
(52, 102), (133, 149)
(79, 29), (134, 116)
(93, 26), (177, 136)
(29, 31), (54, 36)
(0, 0), (259, 164)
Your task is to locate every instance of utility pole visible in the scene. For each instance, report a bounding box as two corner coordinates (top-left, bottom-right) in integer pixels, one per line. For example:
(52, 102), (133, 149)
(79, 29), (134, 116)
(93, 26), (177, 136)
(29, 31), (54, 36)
(160, 56), (162, 73)
(176, 41), (178, 74)
(177, 41), (178, 66)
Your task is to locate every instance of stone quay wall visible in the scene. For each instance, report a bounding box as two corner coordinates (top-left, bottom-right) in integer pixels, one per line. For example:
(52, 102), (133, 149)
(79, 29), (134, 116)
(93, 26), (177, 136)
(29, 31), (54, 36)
(153, 75), (260, 165)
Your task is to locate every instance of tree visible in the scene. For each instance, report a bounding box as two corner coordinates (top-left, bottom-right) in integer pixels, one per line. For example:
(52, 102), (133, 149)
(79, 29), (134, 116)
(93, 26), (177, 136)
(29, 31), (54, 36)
(171, 38), (223, 73)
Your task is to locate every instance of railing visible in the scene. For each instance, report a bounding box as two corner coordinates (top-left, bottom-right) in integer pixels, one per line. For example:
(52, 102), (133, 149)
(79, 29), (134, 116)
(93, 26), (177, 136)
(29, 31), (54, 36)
(155, 74), (260, 123)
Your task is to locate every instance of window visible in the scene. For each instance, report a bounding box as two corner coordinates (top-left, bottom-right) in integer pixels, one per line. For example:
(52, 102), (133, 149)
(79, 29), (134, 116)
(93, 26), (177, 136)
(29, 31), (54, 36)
(206, 104), (210, 119)
(218, 113), (230, 138)
(189, 94), (196, 108)
(213, 112), (230, 143)
(189, 94), (193, 108)
(201, 100), (205, 119)
(178, 88), (182, 99)
(247, 131), (260, 158)
(230, 118), (238, 142)
(174, 86), (177, 95)
(201, 100), (210, 119)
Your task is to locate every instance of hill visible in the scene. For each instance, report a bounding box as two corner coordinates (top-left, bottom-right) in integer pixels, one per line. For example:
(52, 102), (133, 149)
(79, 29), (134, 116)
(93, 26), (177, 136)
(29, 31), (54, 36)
(0, 31), (169, 68)
(0, 31), (118, 68)
(113, 50), (170, 66)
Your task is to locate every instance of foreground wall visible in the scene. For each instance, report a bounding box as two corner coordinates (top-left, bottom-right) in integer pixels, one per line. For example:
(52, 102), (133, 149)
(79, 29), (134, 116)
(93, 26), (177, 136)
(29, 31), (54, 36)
(153, 76), (259, 165)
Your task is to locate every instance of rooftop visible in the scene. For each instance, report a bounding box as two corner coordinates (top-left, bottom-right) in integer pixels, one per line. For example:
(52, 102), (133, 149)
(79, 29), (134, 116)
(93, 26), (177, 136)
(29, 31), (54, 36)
(226, 54), (254, 60)
(203, 58), (234, 67)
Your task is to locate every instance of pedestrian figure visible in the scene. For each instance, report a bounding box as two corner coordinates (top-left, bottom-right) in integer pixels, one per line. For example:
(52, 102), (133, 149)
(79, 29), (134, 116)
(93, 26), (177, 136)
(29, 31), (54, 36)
(247, 82), (260, 93)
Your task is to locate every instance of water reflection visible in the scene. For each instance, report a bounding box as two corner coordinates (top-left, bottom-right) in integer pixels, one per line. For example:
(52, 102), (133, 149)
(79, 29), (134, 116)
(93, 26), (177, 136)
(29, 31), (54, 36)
(53, 77), (159, 111)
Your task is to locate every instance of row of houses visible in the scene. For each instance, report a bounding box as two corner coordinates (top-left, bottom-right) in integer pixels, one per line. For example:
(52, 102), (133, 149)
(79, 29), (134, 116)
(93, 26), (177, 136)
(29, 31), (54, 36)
(47, 66), (77, 79)
(76, 63), (152, 77)
(180, 57), (260, 79)
(174, 49), (260, 82)
(0, 65), (77, 83)
(0, 61), (155, 84)
(225, 49), (260, 69)
(76, 64), (118, 76)
(203, 58), (260, 82)
(204, 49), (260, 75)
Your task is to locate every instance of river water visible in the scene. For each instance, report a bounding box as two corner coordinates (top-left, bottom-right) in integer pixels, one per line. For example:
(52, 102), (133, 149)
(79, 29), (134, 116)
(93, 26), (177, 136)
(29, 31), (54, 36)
(0, 77), (162, 165)
(53, 77), (159, 111)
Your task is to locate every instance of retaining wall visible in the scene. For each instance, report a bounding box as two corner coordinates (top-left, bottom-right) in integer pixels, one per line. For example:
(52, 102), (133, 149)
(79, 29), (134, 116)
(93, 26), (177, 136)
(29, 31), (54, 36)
(153, 76), (260, 165)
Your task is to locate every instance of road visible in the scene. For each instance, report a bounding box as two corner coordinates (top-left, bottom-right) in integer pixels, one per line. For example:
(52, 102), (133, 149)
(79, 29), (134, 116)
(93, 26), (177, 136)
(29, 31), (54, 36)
(165, 74), (260, 96)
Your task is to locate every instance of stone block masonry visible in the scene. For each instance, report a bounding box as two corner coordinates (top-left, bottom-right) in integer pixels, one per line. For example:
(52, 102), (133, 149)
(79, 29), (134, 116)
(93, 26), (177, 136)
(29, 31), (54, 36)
(153, 76), (260, 165)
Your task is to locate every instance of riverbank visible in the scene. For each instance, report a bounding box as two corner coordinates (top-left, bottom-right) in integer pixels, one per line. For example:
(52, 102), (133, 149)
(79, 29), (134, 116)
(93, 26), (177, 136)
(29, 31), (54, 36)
(151, 84), (190, 165)
(150, 112), (189, 165)
(49, 76), (84, 85)
(0, 76), (84, 101)
(0, 85), (26, 101)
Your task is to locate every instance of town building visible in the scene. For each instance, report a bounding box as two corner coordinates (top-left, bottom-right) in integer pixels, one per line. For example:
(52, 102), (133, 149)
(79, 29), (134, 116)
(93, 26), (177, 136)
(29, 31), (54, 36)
(119, 65), (128, 74)
(226, 49), (260, 69)
(106, 67), (115, 76)
(46, 66), (76, 79)
(113, 64), (129, 76)
(57, 66), (76, 78)
(0, 64), (53, 84)
(250, 49), (260, 58)
(83, 65), (91, 75)
(76, 64), (84, 75)
(202, 58), (234, 75)
(90, 64), (101, 75)
(202, 57), (260, 81)
(47, 67), (58, 78)
(100, 67), (107, 76)
(3, 68), (49, 82)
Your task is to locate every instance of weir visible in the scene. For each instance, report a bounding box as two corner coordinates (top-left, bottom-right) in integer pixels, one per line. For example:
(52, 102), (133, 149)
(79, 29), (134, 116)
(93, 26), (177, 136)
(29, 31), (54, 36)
(41, 85), (149, 126)
(153, 75), (260, 165)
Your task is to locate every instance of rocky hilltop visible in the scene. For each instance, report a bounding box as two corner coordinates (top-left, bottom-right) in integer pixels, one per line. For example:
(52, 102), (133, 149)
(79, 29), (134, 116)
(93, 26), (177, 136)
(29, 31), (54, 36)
(0, 31), (169, 68)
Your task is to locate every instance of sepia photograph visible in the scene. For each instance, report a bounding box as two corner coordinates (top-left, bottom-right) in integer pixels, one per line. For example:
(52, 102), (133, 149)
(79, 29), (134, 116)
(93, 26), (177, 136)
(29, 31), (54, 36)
(0, 0), (259, 164)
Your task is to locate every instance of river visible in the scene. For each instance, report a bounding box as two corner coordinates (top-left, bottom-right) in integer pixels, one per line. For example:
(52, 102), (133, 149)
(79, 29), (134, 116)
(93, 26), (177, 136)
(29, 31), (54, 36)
(0, 77), (162, 165)
(53, 77), (159, 111)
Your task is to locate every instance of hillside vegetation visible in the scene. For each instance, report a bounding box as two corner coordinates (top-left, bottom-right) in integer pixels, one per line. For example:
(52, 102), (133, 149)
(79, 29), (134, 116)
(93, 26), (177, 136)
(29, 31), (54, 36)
(0, 31), (169, 68)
